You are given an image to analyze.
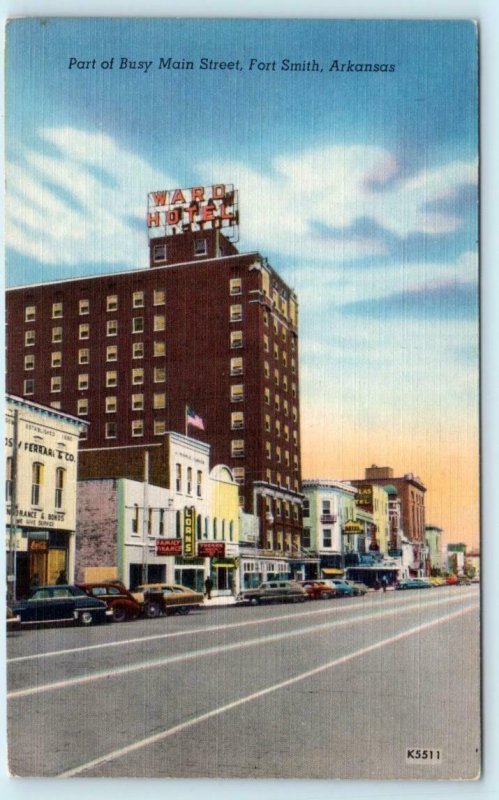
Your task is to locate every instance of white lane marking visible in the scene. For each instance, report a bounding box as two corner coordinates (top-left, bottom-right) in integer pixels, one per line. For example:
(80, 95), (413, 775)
(7, 588), (478, 664)
(8, 599), (479, 700)
(56, 604), (478, 778)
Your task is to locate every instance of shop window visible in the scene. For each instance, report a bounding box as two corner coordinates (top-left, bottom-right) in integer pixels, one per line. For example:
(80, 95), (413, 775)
(31, 462), (44, 506)
(55, 468), (65, 509)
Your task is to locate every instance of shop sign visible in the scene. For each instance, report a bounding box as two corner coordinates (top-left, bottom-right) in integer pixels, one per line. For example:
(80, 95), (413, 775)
(147, 184), (238, 239)
(183, 507), (195, 557)
(28, 538), (48, 553)
(355, 486), (373, 507)
(343, 520), (363, 534)
(156, 538), (182, 556)
(198, 542), (225, 558)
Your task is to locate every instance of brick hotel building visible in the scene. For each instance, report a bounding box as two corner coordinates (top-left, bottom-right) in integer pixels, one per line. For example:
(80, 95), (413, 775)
(6, 185), (304, 552)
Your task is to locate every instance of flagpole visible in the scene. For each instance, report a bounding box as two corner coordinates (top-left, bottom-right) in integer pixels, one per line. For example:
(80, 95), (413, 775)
(185, 405), (188, 437)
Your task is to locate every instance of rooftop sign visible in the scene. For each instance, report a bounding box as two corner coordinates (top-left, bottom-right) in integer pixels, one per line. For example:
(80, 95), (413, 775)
(147, 183), (239, 241)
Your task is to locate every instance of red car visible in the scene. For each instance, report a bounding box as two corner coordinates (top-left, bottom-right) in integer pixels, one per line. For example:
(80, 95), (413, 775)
(77, 581), (142, 622)
(299, 580), (338, 600)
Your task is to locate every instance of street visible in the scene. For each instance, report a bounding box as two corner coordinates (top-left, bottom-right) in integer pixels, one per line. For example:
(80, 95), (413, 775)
(7, 586), (480, 780)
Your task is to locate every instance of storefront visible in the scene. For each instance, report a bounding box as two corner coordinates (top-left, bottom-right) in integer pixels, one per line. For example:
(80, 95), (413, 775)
(6, 395), (87, 599)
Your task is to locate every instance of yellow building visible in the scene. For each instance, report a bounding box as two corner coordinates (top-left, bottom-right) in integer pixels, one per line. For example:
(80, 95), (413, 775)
(207, 464), (240, 593)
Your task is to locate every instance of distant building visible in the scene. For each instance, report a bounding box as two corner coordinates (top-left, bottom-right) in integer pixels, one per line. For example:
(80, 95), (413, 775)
(5, 394), (87, 598)
(425, 524), (443, 571)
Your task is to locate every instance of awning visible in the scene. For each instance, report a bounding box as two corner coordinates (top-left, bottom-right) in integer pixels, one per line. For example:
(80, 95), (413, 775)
(322, 568), (344, 576)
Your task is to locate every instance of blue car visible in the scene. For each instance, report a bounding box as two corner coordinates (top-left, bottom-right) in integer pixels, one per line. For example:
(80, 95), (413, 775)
(12, 584), (112, 627)
(323, 579), (355, 597)
(395, 579), (433, 591)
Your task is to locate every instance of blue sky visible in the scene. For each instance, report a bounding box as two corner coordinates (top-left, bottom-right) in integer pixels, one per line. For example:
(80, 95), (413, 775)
(5, 18), (479, 543)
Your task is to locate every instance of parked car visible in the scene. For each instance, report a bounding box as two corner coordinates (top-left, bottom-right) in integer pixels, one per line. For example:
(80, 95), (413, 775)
(7, 607), (21, 632)
(445, 575), (459, 586)
(236, 580), (307, 605)
(77, 581), (142, 622)
(321, 579), (355, 597)
(11, 584), (112, 626)
(132, 583), (204, 616)
(344, 580), (369, 596)
(299, 580), (337, 600)
(395, 578), (433, 590)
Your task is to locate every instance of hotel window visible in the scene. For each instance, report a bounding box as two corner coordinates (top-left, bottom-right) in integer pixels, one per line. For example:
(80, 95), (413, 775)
(78, 349), (89, 365)
(153, 289), (166, 305)
(284, 424), (289, 441)
(106, 370), (118, 388)
(153, 244), (167, 263)
(266, 441), (272, 460)
(132, 290), (144, 308)
(132, 394), (144, 411)
(274, 368), (280, 385)
(273, 318), (278, 335)
(276, 446), (281, 463)
(281, 327), (287, 343)
(292, 405), (298, 422)
(132, 368), (143, 385)
(133, 342), (144, 359)
(106, 421), (117, 439)
(230, 357), (243, 376)
(132, 420), (144, 437)
(78, 398), (88, 415)
(51, 376), (62, 393)
(78, 323), (89, 340)
(154, 314), (165, 332)
(292, 381), (297, 399)
(276, 499), (282, 516)
(50, 401), (61, 410)
(230, 304), (242, 322)
(230, 278), (242, 295)
(175, 463), (182, 492)
(272, 288), (279, 307)
(231, 384), (244, 402)
(282, 350), (288, 367)
(275, 420), (281, 437)
(231, 439), (245, 457)
(266, 468), (272, 483)
(154, 420), (166, 436)
(274, 343), (279, 360)
(231, 411), (244, 430)
(132, 317), (144, 334)
(106, 345), (118, 362)
(51, 352), (62, 368)
(194, 238), (207, 256)
(154, 341), (166, 357)
(275, 394), (280, 412)
(25, 306), (36, 322)
(52, 301), (63, 319)
(264, 360), (270, 378)
(230, 330), (243, 349)
(197, 470), (203, 497)
(291, 357), (297, 374)
(293, 454), (299, 472)
(52, 326), (63, 343)
(153, 393), (166, 409)
(107, 295), (118, 312)
(107, 320), (118, 336)
(264, 388), (270, 405)
(282, 375), (288, 392)
(187, 467), (193, 495)
(233, 467), (245, 484)
(31, 462), (44, 506)
(323, 530), (332, 548)
(263, 311), (269, 326)
(293, 430), (298, 446)
(263, 334), (269, 352)
(79, 299), (90, 315)
(105, 396), (117, 413)
(24, 378), (34, 395)
(283, 400), (289, 416)
(154, 367), (166, 383)
(265, 413), (271, 432)
(25, 330), (35, 347)
(285, 450), (290, 467)
(78, 374), (89, 390)
(276, 472), (282, 487)
(24, 354), (35, 370)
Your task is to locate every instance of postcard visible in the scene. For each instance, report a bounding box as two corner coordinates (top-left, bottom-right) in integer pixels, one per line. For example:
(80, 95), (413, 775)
(4, 17), (479, 780)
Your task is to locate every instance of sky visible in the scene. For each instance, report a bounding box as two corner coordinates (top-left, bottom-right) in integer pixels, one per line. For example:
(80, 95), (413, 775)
(5, 18), (479, 548)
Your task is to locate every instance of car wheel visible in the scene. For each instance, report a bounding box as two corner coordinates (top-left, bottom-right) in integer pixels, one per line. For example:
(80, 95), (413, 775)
(111, 605), (128, 623)
(249, 597), (259, 605)
(78, 610), (94, 626)
(145, 602), (161, 618)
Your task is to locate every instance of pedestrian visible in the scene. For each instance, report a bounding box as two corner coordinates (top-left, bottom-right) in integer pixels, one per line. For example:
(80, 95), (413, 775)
(55, 570), (68, 585)
(382, 576), (388, 593)
(204, 575), (213, 600)
(29, 573), (40, 589)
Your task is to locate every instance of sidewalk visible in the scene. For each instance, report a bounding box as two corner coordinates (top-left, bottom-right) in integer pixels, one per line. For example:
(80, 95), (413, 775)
(203, 594), (237, 607)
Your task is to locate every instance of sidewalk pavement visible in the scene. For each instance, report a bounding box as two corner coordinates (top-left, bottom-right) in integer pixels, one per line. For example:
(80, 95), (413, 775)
(203, 594), (237, 607)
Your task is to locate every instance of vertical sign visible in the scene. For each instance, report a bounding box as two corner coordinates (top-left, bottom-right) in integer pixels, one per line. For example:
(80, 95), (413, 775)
(183, 506), (195, 557)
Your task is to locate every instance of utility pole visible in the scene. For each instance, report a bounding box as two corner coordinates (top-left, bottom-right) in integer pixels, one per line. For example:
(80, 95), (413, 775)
(7, 408), (19, 603)
(142, 450), (149, 585)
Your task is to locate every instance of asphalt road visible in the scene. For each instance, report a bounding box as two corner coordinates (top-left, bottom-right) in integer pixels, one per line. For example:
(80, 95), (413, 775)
(6, 585), (480, 779)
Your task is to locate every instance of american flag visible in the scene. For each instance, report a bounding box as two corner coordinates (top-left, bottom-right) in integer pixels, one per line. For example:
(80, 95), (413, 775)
(186, 406), (205, 431)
